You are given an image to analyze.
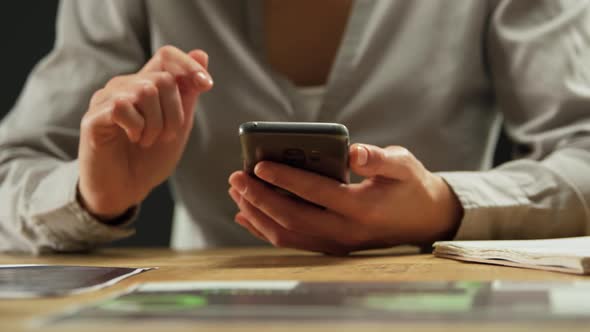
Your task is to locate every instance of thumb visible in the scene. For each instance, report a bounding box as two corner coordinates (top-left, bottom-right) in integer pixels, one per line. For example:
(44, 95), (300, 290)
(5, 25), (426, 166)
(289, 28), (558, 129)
(350, 144), (418, 180)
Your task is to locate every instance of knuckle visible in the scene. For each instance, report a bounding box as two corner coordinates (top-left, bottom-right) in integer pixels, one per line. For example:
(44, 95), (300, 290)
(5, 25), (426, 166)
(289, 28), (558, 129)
(80, 113), (95, 132)
(154, 72), (175, 88)
(106, 77), (119, 87)
(90, 89), (106, 106)
(397, 148), (418, 175)
(137, 81), (159, 98)
(369, 149), (388, 173)
(184, 65), (199, 76)
(106, 75), (126, 87)
(386, 145), (416, 173)
(373, 148), (388, 165)
(80, 114), (102, 148)
(112, 94), (133, 107)
(397, 147), (413, 163)
(157, 45), (178, 61)
(389, 146), (412, 161)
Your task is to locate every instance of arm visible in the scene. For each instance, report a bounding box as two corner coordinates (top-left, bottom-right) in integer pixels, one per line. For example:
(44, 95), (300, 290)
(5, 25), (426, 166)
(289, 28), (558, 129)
(439, 0), (590, 240)
(1, 0), (213, 254)
(226, 1), (590, 254)
(0, 0), (147, 253)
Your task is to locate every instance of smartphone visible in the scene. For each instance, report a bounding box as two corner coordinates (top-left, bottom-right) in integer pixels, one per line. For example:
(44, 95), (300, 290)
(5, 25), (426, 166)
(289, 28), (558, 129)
(239, 122), (350, 184)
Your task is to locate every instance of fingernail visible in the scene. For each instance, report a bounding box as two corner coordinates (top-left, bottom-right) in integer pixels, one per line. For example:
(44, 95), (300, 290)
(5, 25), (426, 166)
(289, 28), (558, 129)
(357, 145), (368, 166)
(254, 163), (264, 176)
(196, 72), (213, 86)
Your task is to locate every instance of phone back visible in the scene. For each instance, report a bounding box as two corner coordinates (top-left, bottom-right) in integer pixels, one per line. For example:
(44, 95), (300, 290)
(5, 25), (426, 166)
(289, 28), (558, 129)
(240, 122), (350, 183)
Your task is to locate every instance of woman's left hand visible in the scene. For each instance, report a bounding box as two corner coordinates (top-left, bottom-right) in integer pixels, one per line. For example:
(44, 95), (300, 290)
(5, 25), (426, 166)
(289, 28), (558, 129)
(228, 143), (463, 255)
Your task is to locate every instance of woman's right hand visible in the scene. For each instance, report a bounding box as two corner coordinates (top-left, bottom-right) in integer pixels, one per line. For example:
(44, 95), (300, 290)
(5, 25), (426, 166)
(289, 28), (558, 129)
(78, 46), (213, 221)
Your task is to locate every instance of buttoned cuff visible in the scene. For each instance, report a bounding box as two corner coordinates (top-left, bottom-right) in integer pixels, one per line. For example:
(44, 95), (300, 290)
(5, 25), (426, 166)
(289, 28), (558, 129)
(28, 160), (137, 253)
(437, 171), (531, 241)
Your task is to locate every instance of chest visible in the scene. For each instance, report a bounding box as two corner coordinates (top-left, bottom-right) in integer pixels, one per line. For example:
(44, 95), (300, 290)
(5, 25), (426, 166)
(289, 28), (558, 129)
(263, 0), (353, 86)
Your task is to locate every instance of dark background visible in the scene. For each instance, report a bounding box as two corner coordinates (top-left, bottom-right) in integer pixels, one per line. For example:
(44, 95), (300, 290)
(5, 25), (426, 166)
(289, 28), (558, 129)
(0, 1), (512, 248)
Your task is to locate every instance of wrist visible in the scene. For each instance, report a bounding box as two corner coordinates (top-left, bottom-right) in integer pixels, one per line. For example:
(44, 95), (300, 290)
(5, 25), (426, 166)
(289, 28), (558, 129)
(76, 183), (133, 224)
(430, 175), (464, 242)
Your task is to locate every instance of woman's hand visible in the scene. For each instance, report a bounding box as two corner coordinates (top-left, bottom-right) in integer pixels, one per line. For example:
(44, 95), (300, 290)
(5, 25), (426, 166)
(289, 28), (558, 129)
(228, 144), (463, 255)
(78, 46), (213, 220)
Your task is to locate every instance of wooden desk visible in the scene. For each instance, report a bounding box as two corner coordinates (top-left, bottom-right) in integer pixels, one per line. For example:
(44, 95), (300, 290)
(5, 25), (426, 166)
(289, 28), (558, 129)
(0, 247), (587, 332)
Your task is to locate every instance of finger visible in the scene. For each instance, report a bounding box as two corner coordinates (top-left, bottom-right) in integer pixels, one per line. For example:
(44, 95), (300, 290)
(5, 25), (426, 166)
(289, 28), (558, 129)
(142, 45), (213, 91)
(81, 98), (142, 147)
(189, 49), (209, 70)
(134, 82), (163, 147)
(105, 72), (184, 143)
(253, 161), (362, 217)
(181, 50), (211, 124)
(228, 171), (363, 246)
(150, 72), (185, 141)
(235, 212), (267, 241)
(110, 98), (145, 143)
(129, 73), (184, 142)
(231, 192), (284, 245)
(89, 88), (109, 108)
(229, 188), (347, 255)
(229, 189), (262, 239)
(350, 144), (421, 181)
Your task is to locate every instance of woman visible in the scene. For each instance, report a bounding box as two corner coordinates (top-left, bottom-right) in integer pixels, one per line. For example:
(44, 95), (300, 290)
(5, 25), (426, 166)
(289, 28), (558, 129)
(0, 0), (588, 253)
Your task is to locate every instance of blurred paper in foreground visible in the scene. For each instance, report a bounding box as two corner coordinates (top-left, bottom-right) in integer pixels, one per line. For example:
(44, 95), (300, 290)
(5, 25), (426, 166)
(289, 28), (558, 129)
(0, 265), (152, 298)
(41, 280), (590, 326)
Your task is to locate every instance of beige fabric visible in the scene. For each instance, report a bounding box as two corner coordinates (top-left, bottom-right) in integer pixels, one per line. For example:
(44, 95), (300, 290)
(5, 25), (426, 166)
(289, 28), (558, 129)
(296, 86), (327, 122)
(1, 0), (590, 253)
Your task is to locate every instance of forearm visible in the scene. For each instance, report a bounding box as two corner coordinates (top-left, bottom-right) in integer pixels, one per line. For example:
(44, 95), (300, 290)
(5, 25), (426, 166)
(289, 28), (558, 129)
(0, 0), (151, 254)
(0, 151), (136, 254)
(439, 147), (590, 240)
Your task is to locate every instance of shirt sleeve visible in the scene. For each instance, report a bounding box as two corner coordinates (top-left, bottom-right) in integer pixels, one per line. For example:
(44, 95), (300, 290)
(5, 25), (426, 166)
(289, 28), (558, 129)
(0, 0), (148, 254)
(438, 0), (590, 240)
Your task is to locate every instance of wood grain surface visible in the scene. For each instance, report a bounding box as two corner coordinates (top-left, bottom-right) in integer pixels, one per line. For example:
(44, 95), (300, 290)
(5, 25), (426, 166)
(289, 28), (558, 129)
(0, 247), (587, 332)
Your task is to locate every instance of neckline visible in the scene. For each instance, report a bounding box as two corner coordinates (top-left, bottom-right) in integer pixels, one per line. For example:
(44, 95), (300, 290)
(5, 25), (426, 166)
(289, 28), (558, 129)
(296, 85), (327, 95)
(246, 0), (375, 119)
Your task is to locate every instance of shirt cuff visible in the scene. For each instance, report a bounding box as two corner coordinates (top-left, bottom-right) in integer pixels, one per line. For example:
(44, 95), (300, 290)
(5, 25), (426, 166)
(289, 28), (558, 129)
(437, 170), (532, 241)
(29, 160), (136, 253)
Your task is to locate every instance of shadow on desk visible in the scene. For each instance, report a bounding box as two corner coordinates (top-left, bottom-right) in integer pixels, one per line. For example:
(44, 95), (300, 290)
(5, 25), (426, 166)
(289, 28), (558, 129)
(215, 246), (421, 269)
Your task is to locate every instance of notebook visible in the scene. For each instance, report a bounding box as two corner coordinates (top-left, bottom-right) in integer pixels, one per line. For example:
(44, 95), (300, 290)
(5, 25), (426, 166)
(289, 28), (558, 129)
(433, 236), (590, 275)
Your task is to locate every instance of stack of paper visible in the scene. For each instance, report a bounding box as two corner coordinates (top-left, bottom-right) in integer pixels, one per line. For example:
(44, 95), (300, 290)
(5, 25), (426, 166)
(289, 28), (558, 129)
(433, 236), (590, 275)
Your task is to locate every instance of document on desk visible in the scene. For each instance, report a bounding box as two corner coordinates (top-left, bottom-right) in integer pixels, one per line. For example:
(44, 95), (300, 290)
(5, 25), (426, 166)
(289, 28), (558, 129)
(433, 236), (590, 275)
(0, 265), (153, 298)
(40, 280), (590, 326)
